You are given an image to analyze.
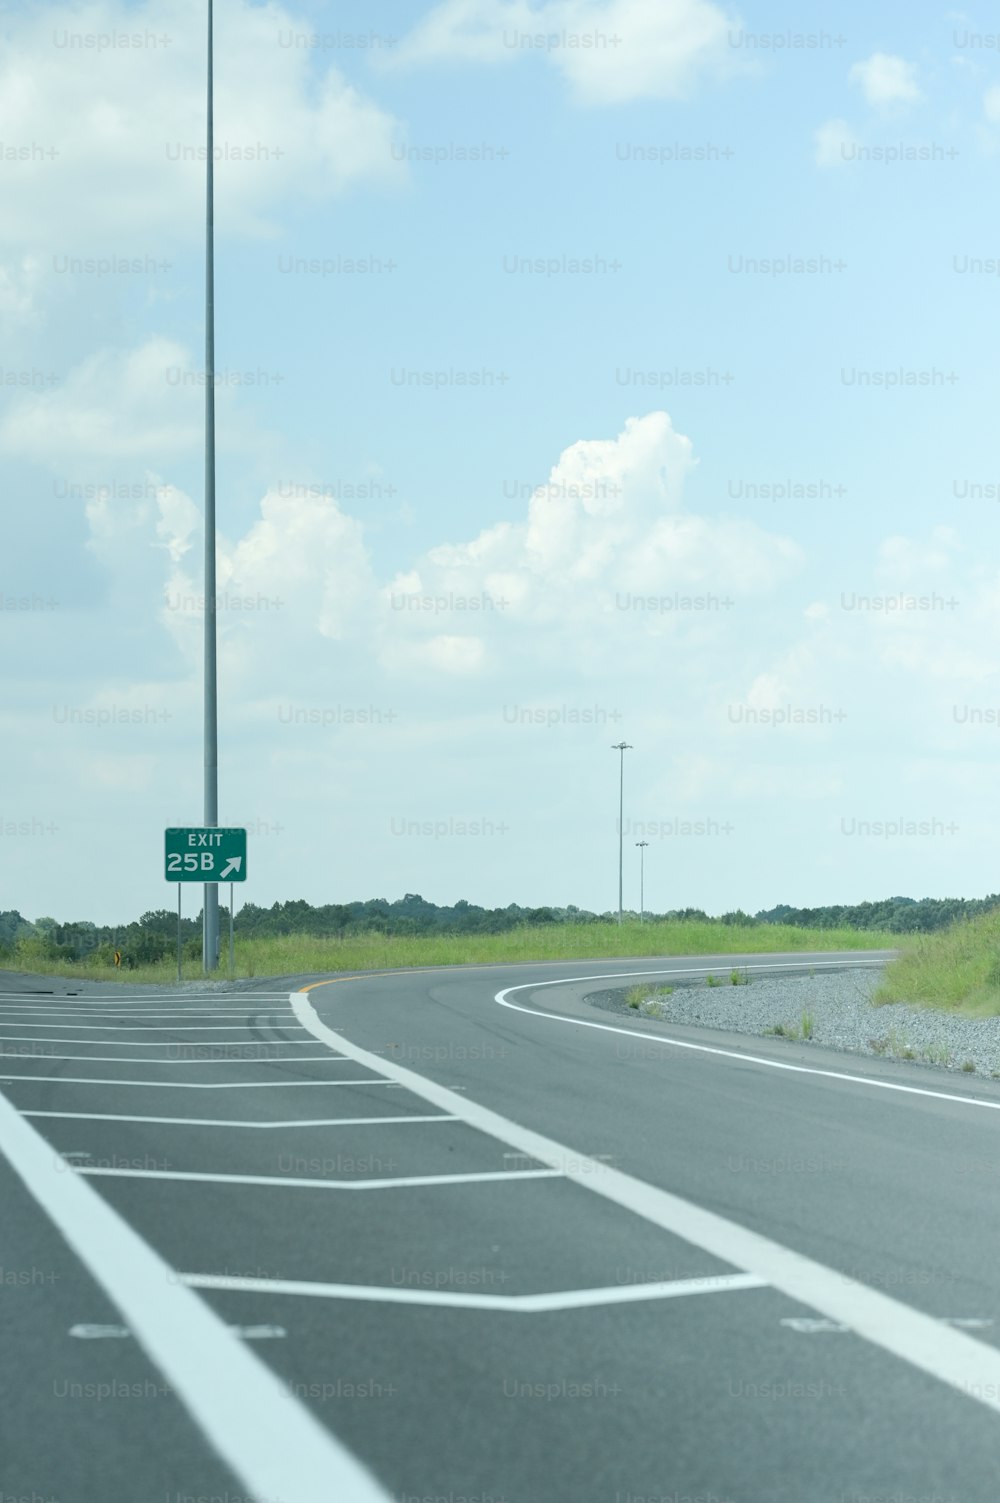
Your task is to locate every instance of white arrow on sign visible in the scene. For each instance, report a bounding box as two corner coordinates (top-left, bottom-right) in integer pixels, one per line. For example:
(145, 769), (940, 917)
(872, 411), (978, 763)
(219, 856), (242, 880)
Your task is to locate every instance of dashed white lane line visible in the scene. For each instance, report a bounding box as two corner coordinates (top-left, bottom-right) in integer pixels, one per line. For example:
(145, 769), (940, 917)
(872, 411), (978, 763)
(77, 1166), (561, 1191)
(294, 985), (1000, 1420)
(494, 969), (1000, 1116)
(24, 1111), (460, 1127)
(181, 1271), (767, 1312)
(0, 1075), (403, 1089)
(0, 1086), (392, 1502)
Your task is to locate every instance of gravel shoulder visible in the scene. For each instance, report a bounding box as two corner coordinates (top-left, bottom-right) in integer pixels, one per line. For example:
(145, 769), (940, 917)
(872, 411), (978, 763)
(584, 966), (1000, 1079)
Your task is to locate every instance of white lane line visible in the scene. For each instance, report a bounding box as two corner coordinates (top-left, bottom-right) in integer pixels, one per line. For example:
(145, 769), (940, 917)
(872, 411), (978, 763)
(0, 1022), (311, 1032)
(0, 1058), (342, 1070)
(69, 1321), (287, 1341)
(0, 1010), (296, 1022)
(0, 1075), (402, 1090)
(0, 1039), (323, 1048)
(182, 1271), (767, 1311)
(494, 971), (1000, 1116)
(23, 1111), (460, 1127)
(77, 1166), (562, 1190)
(0, 993), (294, 1001)
(294, 988), (1000, 1419)
(0, 1086), (392, 1502)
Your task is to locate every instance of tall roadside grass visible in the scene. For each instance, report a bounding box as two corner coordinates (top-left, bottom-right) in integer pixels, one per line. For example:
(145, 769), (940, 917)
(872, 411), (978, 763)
(874, 908), (1000, 1016)
(3, 920), (903, 987)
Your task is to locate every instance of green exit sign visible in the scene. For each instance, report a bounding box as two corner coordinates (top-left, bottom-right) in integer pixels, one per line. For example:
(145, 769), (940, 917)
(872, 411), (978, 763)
(165, 827), (247, 882)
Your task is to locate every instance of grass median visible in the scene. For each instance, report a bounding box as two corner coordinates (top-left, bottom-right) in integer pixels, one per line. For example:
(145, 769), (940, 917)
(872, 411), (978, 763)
(3, 919), (901, 987)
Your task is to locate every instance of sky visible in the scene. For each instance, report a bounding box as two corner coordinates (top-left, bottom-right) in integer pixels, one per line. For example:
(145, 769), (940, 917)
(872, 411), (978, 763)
(3, 0), (1000, 925)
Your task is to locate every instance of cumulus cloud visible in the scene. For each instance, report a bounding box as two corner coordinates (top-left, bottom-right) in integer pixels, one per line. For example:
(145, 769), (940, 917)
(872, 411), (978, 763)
(849, 52), (922, 109)
(0, 338), (201, 463)
(376, 412), (802, 681)
(0, 0), (403, 251)
(389, 0), (739, 105)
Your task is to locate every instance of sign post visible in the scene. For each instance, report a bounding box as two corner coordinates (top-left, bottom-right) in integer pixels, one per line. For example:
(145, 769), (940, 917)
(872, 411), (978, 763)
(165, 829), (247, 981)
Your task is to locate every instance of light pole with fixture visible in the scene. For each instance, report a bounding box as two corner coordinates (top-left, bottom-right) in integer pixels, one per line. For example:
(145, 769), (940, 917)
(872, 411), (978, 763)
(612, 742), (633, 924)
(636, 840), (649, 923)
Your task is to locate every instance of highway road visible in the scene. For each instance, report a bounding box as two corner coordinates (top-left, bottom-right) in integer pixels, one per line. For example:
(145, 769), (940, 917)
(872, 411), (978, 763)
(3, 949), (1000, 1502)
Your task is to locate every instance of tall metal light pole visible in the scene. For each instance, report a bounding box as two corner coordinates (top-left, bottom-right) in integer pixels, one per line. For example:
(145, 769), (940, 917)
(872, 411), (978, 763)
(612, 742), (633, 925)
(202, 0), (220, 971)
(636, 840), (649, 924)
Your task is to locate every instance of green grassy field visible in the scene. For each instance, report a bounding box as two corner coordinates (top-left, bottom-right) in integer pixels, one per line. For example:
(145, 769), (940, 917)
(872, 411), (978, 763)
(3, 920), (902, 986)
(873, 908), (1000, 1016)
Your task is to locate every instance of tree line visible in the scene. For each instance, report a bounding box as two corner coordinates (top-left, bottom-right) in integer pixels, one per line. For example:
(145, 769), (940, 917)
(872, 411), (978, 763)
(2, 890), (999, 967)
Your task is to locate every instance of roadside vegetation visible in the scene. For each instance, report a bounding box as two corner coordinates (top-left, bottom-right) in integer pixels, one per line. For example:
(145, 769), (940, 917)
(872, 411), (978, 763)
(873, 907), (1000, 1017)
(0, 917), (904, 987)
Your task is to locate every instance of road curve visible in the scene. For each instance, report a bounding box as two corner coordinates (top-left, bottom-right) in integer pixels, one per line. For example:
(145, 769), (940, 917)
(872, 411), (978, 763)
(2, 949), (999, 1503)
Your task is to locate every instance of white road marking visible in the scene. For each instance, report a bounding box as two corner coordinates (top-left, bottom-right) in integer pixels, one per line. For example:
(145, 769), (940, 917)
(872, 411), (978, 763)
(77, 1166), (562, 1191)
(69, 1321), (287, 1340)
(294, 987), (1000, 1419)
(494, 971), (1000, 1116)
(0, 1075), (402, 1089)
(0, 1022), (310, 1032)
(0, 1036), (321, 1046)
(0, 1053), (342, 1064)
(23, 1111), (459, 1127)
(0, 994), (293, 1003)
(780, 1315), (995, 1334)
(0, 1086), (392, 1501)
(182, 1270), (767, 1311)
(0, 1010), (296, 1022)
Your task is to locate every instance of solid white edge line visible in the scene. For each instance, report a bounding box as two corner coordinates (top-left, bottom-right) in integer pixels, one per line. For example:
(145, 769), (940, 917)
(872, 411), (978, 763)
(180, 1271), (768, 1312)
(493, 968), (1000, 1115)
(78, 1166), (561, 1191)
(0, 1086), (392, 1501)
(292, 987), (1000, 1418)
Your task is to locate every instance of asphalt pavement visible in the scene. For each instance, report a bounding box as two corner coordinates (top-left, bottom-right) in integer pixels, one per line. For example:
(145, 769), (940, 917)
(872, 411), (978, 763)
(3, 950), (1000, 1503)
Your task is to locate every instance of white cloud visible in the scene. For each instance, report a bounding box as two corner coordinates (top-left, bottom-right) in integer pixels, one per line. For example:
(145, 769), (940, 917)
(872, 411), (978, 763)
(985, 84), (1000, 123)
(0, 257), (43, 329)
(376, 412), (802, 683)
(31, 402), (802, 703)
(0, 0), (404, 251)
(0, 338), (201, 463)
(389, 0), (739, 105)
(849, 52), (922, 109)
